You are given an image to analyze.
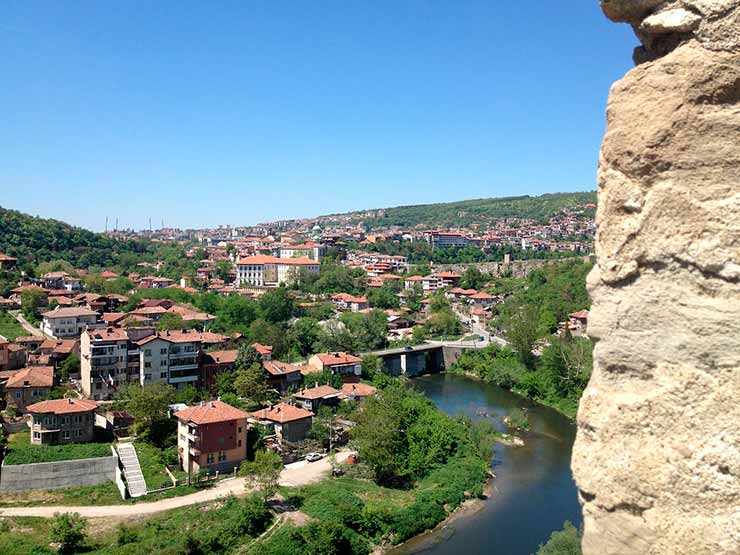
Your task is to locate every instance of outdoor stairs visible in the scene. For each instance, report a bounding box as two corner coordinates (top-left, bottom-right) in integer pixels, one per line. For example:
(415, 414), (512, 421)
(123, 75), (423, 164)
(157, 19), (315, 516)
(117, 442), (147, 498)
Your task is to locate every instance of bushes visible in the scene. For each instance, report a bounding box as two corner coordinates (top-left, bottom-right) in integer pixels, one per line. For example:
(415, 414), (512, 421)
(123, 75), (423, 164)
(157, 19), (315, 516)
(249, 521), (369, 555)
(4, 441), (111, 465)
(49, 513), (87, 554)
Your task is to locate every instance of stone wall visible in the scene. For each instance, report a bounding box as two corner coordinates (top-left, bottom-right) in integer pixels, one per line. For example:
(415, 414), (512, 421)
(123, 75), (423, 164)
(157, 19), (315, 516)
(572, 2), (740, 555)
(434, 255), (591, 279)
(0, 452), (117, 494)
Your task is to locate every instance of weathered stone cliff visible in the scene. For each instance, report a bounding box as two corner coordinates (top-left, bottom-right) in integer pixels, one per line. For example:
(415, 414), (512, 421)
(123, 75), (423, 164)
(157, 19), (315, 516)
(572, 2), (740, 554)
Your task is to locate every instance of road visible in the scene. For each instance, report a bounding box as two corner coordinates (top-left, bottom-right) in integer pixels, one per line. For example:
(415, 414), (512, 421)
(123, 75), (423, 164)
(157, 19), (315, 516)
(0, 451), (352, 519)
(9, 310), (46, 337)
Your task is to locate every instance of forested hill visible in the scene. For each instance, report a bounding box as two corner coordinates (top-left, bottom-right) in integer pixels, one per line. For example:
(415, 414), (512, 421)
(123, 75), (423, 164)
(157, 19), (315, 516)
(0, 206), (150, 268)
(328, 191), (596, 228)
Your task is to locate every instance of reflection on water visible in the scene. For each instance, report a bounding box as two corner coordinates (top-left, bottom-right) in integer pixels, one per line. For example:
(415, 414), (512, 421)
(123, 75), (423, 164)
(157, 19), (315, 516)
(392, 373), (582, 555)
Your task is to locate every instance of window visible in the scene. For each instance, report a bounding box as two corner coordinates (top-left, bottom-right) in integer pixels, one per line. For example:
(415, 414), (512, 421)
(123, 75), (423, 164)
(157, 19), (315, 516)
(33, 432), (40, 440)
(218, 451), (227, 462)
(160, 348), (167, 354)
(144, 362), (151, 368)
(63, 430), (71, 439)
(237, 440), (242, 447)
(144, 349), (151, 356)
(207, 453), (214, 464)
(14, 391), (21, 399)
(237, 427), (242, 434)
(160, 360), (167, 366)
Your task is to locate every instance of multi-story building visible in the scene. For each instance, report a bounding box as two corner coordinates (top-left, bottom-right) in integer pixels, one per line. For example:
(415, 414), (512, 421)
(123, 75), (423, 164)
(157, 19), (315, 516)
(26, 398), (98, 445)
(138, 331), (202, 390)
(0, 339), (26, 371)
(424, 231), (470, 249)
(277, 241), (326, 261)
(80, 328), (137, 400)
(0, 252), (18, 270)
(40, 307), (99, 338)
(235, 255), (320, 287)
(175, 400), (249, 475)
(248, 402), (313, 443)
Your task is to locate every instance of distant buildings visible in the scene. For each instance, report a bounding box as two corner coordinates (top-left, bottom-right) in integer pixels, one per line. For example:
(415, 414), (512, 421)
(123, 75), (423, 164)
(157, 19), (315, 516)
(235, 255), (320, 287)
(40, 307), (99, 339)
(307, 352), (362, 378)
(424, 231), (470, 249)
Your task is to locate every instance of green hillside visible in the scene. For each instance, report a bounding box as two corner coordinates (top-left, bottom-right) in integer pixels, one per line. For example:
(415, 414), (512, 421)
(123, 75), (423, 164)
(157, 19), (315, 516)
(335, 192), (596, 228)
(0, 206), (151, 268)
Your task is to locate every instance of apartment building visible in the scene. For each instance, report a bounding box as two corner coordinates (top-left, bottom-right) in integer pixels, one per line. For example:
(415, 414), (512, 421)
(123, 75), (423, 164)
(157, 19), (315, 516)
(138, 331), (202, 390)
(277, 241), (326, 261)
(40, 306), (99, 338)
(176, 400), (249, 475)
(235, 254), (320, 287)
(80, 328), (137, 400)
(424, 231), (470, 249)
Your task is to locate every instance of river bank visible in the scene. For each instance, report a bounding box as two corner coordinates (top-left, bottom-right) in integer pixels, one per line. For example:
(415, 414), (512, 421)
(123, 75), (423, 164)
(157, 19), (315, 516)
(391, 372), (581, 555)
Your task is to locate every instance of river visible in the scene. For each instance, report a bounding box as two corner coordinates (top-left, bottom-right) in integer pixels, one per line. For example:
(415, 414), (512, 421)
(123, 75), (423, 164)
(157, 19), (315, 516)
(392, 372), (582, 555)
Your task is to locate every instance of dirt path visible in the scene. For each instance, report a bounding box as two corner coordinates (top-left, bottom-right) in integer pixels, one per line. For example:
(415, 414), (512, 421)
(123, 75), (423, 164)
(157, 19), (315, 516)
(0, 451), (351, 519)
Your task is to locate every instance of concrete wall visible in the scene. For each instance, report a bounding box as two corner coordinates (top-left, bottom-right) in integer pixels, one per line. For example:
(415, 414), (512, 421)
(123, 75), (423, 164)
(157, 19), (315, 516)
(0, 453), (117, 494)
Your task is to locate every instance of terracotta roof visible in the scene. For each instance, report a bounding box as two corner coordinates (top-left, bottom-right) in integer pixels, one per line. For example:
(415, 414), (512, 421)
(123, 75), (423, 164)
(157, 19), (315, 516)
(175, 400), (248, 424)
(340, 382), (377, 398)
(293, 385), (340, 400)
(14, 335), (43, 344)
(569, 309), (589, 319)
(434, 272), (462, 279)
(0, 253), (17, 261)
(315, 352), (362, 366)
(5, 366), (54, 389)
(236, 254), (281, 265)
(205, 349), (238, 364)
(41, 307), (98, 318)
(102, 312), (127, 324)
(99, 270), (118, 278)
(263, 360), (302, 377)
(249, 402), (314, 423)
(40, 339), (77, 354)
(280, 257), (320, 266)
(27, 398), (97, 415)
(331, 293), (368, 304)
(469, 292), (494, 300)
(137, 330), (203, 345)
(404, 275), (424, 281)
(129, 306), (168, 316)
(252, 343), (273, 356)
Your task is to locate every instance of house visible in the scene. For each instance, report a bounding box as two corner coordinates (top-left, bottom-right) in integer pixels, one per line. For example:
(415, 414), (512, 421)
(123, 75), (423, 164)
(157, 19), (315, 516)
(26, 398), (98, 445)
(0, 252), (18, 270)
(292, 385), (341, 413)
(340, 382), (377, 401)
(40, 306), (99, 338)
(468, 291), (495, 308)
(5, 366), (54, 413)
(263, 360), (303, 393)
(308, 352), (362, 378)
(249, 402), (314, 443)
(200, 349), (238, 391)
(175, 400), (250, 475)
(331, 293), (369, 312)
(41, 271), (71, 290)
(432, 272), (462, 288)
(0, 339), (26, 371)
(13, 335), (45, 353)
(566, 309), (589, 336)
(37, 339), (78, 368)
(277, 241), (326, 261)
(252, 343), (273, 360)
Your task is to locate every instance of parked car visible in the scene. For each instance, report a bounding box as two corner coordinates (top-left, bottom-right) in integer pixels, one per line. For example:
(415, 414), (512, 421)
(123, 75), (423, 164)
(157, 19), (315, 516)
(305, 452), (323, 462)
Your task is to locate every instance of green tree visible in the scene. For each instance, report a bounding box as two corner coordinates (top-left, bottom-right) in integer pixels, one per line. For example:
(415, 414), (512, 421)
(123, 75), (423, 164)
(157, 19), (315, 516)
(534, 521), (582, 555)
(361, 354), (381, 380)
(214, 260), (232, 282)
(157, 312), (186, 331)
(49, 512), (87, 554)
(118, 383), (175, 440)
(58, 353), (80, 382)
(20, 288), (46, 322)
(367, 286), (400, 309)
(240, 449), (283, 501)
(258, 286), (295, 323)
(233, 345), (271, 409)
(506, 303), (540, 368)
(460, 267), (487, 290)
(287, 317), (321, 357)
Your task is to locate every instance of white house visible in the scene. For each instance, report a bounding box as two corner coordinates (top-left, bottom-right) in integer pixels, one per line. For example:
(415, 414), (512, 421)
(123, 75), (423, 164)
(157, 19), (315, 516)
(41, 307), (99, 338)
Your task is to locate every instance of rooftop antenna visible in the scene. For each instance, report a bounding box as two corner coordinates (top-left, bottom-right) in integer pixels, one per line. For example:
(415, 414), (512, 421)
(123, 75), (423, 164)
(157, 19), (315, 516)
(105, 216), (108, 232)
(115, 217), (118, 231)
(149, 218), (152, 231)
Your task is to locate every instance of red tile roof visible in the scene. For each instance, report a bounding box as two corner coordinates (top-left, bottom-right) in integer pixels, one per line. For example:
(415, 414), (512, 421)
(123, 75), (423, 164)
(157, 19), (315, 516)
(252, 343), (273, 356)
(5, 366), (54, 389)
(314, 352), (362, 366)
(205, 349), (238, 364)
(236, 254), (282, 265)
(175, 400), (248, 425)
(293, 385), (340, 400)
(469, 292), (494, 300)
(340, 382), (377, 399)
(263, 360), (302, 376)
(88, 328), (129, 342)
(27, 398), (98, 415)
(569, 309), (589, 319)
(249, 402), (314, 423)
(41, 307), (98, 318)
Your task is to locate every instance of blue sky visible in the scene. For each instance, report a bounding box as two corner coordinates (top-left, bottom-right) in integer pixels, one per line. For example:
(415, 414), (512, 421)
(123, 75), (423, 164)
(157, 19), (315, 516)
(0, 2), (635, 231)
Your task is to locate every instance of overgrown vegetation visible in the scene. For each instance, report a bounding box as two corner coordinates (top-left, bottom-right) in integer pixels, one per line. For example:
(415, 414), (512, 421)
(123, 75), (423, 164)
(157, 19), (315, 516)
(534, 521), (583, 555)
(0, 310), (25, 340)
(3, 431), (111, 465)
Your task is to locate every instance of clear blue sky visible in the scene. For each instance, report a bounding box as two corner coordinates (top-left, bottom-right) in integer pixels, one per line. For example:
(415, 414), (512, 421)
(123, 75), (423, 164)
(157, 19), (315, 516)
(1, 1), (635, 231)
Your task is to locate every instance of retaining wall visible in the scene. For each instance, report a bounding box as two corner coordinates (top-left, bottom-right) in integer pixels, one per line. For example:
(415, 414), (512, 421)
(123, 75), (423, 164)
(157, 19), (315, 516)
(0, 450), (117, 494)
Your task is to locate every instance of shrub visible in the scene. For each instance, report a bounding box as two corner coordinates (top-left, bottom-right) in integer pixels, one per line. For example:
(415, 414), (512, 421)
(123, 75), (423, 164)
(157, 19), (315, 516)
(49, 512), (87, 554)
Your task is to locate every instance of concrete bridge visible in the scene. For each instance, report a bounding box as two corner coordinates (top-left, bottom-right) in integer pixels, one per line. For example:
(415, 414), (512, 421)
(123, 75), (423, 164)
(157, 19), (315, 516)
(367, 340), (486, 378)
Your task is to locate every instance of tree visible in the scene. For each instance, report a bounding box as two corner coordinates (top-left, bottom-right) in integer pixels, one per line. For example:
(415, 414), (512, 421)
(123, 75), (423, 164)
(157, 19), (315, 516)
(240, 449), (283, 501)
(21, 289), (46, 322)
(234, 345), (271, 409)
(58, 354), (80, 382)
(258, 286), (295, 324)
(236, 344), (263, 369)
(535, 521), (582, 555)
(361, 354), (381, 380)
(118, 383), (175, 441)
(287, 317), (321, 357)
(249, 319), (287, 359)
(214, 260), (232, 282)
(157, 312), (186, 331)
(506, 303), (540, 368)
(367, 286), (399, 309)
(460, 267), (487, 290)
(49, 512), (87, 554)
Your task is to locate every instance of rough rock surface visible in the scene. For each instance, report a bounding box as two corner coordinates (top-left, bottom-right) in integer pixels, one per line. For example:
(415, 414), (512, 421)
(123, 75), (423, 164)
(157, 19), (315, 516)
(572, 2), (740, 554)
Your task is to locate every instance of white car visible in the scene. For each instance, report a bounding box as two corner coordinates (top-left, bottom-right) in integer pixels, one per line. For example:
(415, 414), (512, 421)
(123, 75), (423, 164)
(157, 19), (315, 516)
(305, 452), (323, 462)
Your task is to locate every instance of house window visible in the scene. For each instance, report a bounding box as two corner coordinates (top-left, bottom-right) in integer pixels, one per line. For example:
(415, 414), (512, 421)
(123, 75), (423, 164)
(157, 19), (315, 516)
(218, 451), (226, 462)
(160, 360), (167, 366)
(160, 348), (167, 354)
(63, 430), (71, 439)
(207, 453), (214, 464)
(14, 391), (21, 399)
(237, 427), (242, 434)
(144, 349), (151, 356)
(33, 432), (40, 440)
(237, 440), (242, 447)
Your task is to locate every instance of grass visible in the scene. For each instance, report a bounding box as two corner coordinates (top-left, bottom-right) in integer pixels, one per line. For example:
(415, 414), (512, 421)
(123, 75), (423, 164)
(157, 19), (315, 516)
(3, 431), (112, 465)
(133, 441), (186, 490)
(0, 495), (272, 555)
(0, 310), (25, 340)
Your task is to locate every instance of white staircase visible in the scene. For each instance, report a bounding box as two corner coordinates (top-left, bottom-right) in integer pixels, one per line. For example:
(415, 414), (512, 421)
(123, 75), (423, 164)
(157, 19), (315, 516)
(117, 443), (147, 498)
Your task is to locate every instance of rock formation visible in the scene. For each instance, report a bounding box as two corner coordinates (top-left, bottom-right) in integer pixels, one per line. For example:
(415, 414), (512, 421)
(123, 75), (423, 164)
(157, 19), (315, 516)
(572, 2), (740, 554)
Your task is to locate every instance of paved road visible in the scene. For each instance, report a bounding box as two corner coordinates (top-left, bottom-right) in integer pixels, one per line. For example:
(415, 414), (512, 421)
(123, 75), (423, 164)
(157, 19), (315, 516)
(9, 310), (46, 337)
(0, 451), (352, 518)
